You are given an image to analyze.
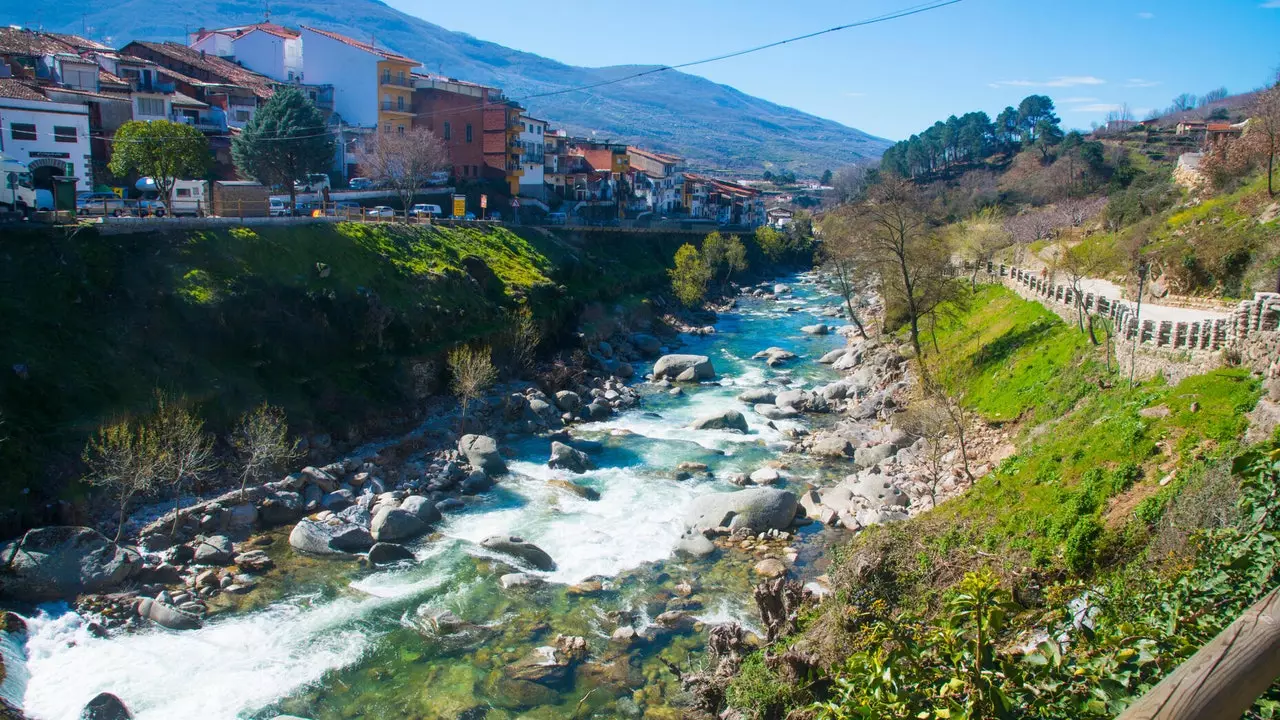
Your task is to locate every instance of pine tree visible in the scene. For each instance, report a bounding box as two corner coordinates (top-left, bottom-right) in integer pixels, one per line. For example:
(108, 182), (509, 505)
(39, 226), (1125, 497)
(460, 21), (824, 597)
(232, 87), (335, 211)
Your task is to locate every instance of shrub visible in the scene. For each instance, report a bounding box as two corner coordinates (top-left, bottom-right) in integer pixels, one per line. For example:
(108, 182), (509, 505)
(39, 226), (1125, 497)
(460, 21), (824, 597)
(1064, 516), (1104, 573)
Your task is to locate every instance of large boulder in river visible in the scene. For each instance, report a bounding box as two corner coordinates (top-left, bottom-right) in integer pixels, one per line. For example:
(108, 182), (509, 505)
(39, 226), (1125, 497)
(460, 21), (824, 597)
(399, 495), (442, 525)
(371, 507), (427, 543)
(736, 388), (776, 405)
(653, 354), (715, 381)
(458, 434), (508, 475)
(79, 692), (133, 719)
(548, 441), (593, 474)
(481, 535), (556, 571)
(684, 488), (798, 533)
(0, 526), (140, 602)
(631, 333), (663, 358)
(288, 518), (374, 556)
(800, 324), (830, 335)
(135, 597), (202, 630)
(690, 408), (749, 433)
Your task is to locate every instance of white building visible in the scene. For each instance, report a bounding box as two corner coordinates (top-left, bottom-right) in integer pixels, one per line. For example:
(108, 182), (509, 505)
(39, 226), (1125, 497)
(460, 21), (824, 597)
(0, 87), (92, 191)
(517, 114), (547, 199)
(188, 23), (303, 83)
(298, 26), (418, 132)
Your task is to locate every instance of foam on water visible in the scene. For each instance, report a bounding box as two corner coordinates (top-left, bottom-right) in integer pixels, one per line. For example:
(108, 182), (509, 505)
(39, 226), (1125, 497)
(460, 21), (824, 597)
(20, 587), (401, 720)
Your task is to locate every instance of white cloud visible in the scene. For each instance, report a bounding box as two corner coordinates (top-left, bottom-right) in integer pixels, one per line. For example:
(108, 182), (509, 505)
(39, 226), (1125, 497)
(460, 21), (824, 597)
(1137, 11), (1155, 18)
(1262, 1), (1280, 8)
(989, 75), (1106, 88)
(1125, 78), (1161, 88)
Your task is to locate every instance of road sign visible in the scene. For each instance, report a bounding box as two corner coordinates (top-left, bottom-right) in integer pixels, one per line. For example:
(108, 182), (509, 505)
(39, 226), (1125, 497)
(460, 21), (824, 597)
(511, 197), (520, 209)
(480, 194), (487, 209)
(452, 194), (466, 218)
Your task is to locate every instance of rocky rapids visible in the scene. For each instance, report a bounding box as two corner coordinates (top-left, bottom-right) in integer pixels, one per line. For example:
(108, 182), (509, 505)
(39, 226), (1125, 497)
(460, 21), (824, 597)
(0, 272), (966, 720)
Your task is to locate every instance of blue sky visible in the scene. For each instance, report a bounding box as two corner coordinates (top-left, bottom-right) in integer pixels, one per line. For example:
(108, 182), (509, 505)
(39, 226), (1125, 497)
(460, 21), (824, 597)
(384, 0), (1280, 141)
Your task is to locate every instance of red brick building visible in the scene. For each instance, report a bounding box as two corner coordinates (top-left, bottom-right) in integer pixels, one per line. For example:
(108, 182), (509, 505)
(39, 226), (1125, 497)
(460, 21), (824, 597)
(411, 73), (523, 192)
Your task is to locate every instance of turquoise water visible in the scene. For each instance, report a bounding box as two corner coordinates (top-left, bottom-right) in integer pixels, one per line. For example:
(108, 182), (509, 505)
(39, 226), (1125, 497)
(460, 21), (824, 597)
(15, 275), (852, 720)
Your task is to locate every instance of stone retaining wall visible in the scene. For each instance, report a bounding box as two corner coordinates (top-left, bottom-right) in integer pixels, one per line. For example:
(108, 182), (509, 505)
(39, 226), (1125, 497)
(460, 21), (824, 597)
(984, 263), (1279, 373)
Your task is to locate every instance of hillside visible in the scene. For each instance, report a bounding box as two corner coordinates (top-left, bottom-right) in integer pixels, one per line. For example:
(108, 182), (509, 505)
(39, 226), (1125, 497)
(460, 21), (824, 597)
(3, 0), (890, 174)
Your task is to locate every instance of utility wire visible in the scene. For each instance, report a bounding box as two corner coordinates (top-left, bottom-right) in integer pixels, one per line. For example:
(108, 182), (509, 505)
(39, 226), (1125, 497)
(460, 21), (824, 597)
(18, 0), (963, 145)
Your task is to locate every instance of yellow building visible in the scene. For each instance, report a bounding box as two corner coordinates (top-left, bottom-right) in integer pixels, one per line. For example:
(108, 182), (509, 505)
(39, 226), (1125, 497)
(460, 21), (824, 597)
(377, 58), (415, 134)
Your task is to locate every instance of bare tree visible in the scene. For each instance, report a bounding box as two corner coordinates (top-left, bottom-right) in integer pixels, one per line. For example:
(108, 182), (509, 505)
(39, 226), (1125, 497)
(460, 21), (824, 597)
(952, 208), (1012, 289)
(231, 403), (299, 499)
(818, 212), (871, 339)
(830, 164), (872, 204)
(152, 392), (217, 535)
(82, 418), (163, 542)
(897, 398), (953, 508)
(500, 307), (541, 378)
(1252, 84), (1280, 197)
(1171, 93), (1198, 113)
(448, 345), (497, 428)
(357, 127), (451, 216)
(1058, 238), (1119, 340)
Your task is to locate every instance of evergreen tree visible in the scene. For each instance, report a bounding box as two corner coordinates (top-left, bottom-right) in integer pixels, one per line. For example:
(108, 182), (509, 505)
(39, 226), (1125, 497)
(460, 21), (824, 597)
(232, 87), (335, 211)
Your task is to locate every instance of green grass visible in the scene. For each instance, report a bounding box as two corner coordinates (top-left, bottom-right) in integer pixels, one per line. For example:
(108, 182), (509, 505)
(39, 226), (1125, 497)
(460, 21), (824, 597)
(0, 222), (696, 527)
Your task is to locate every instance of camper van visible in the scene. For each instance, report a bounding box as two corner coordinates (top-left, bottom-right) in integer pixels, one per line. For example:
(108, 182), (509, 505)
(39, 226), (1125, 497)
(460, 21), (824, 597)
(1, 155), (37, 218)
(169, 180), (209, 216)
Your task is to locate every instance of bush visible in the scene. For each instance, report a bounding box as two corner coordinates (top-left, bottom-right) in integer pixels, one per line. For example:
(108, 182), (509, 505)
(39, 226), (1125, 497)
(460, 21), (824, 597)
(726, 653), (810, 720)
(1064, 516), (1104, 573)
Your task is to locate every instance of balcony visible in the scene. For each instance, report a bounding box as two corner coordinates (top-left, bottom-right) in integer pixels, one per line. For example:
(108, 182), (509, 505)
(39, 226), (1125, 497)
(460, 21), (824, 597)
(380, 75), (411, 87)
(379, 101), (414, 114)
(128, 78), (175, 94)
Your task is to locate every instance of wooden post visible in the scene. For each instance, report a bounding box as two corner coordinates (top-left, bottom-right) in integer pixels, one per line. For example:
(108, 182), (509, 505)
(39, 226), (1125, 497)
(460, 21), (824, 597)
(1117, 587), (1280, 720)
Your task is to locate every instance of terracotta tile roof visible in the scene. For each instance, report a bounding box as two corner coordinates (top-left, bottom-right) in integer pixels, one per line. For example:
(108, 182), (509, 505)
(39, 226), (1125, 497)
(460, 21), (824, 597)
(49, 33), (112, 51)
(683, 172), (760, 198)
(41, 86), (132, 102)
(628, 146), (683, 164)
(300, 25), (418, 65)
(122, 41), (276, 99)
(0, 78), (48, 101)
(0, 27), (78, 56)
(97, 67), (130, 89)
(193, 23), (300, 42)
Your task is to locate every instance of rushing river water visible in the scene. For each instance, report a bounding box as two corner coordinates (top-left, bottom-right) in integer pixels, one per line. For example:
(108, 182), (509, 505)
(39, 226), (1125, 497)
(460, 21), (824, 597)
(12, 274), (853, 720)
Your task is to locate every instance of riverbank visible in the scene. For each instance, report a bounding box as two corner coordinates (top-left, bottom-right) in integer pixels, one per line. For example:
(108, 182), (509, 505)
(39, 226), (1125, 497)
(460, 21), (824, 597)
(2, 270), (928, 719)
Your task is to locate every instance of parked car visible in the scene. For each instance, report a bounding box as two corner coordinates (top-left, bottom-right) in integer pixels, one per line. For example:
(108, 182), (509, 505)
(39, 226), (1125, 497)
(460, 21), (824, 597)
(426, 171), (449, 186)
(348, 177), (374, 190)
(328, 201), (362, 216)
(269, 199), (289, 217)
(366, 205), (396, 218)
(76, 192), (123, 215)
(547, 212), (567, 225)
(409, 203), (442, 217)
(138, 199), (168, 217)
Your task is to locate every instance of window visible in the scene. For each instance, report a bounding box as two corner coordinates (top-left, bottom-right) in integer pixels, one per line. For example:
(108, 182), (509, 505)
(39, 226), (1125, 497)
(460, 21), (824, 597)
(136, 97), (164, 116)
(10, 123), (36, 141)
(396, 95), (404, 111)
(176, 188), (191, 198)
(382, 69), (391, 84)
(397, 125), (405, 134)
(472, 165), (479, 177)
(443, 121), (451, 140)
(465, 123), (473, 143)
(384, 124), (391, 133)
(234, 110), (250, 122)
(54, 126), (77, 143)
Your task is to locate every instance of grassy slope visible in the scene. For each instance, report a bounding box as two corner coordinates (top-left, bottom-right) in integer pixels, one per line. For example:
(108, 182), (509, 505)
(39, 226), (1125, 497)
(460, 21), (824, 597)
(730, 285), (1265, 714)
(0, 223), (687, 525)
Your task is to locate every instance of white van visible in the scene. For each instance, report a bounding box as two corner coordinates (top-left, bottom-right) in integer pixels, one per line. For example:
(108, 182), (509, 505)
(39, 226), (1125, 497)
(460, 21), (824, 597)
(169, 180), (209, 216)
(0, 154), (37, 217)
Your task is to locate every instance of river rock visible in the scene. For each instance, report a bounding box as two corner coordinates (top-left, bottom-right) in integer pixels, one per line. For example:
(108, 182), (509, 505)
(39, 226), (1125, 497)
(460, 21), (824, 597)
(675, 533), (717, 557)
(553, 391), (581, 413)
(847, 475), (910, 508)
(811, 436), (853, 458)
(481, 535), (556, 571)
(500, 572), (544, 589)
(752, 347), (797, 366)
(321, 490), (354, 512)
(737, 388), (776, 404)
(818, 347), (849, 364)
(0, 526), (140, 602)
(300, 466), (338, 493)
(460, 469), (493, 495)
(548, 478), (601, 501)
(684, 488), (798, 533)
(136, 597), (202, 630)
(548, 441), (593, 473)
(754, 558), (788, 578)
(585, 401), (612, 420)
(689, 409), (748, 433)
(399, 495), (443, 525)
(191, 535), (234, 565)
(79, 692), (133, 720)
(754, 403), (798, 420)
(773, 283), (791, 294)
(631, 333), (663, 358)
(458, 434), (507, 475)
(774, 389), (808, 410)
(234, 549), (274, 573)
(506, 646), (573, 687)
(288, 518), (374, 556)
(371, 507), (426, 543)
(367, 542), (416, 565)
(800, 324), (829, 335)
(615, 362), (634, 379)
(653, 354), (715, 381)
(259, 491), (304, 526)
(854, 443), (897, 468)
(749, 468), (782, 485)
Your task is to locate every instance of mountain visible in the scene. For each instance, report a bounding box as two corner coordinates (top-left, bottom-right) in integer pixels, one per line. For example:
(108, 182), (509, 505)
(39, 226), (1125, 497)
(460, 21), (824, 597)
(5, 0), (890, 174)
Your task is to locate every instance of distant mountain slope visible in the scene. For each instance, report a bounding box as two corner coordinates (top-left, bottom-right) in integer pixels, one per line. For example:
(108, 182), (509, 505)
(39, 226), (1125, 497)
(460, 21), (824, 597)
(5, 0), (889, 173)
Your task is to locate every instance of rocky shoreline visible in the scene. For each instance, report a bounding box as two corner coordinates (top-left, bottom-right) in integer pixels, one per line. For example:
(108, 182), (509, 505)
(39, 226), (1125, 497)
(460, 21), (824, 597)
(0, 272), (1006, 719)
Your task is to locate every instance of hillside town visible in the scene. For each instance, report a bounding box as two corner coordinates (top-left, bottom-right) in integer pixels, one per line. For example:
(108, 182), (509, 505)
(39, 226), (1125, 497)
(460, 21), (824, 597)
(0, 23), (772, 226)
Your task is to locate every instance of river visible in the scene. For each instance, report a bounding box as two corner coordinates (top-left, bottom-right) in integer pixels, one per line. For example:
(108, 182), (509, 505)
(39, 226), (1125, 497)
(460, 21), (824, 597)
(11, 273), (852, 720)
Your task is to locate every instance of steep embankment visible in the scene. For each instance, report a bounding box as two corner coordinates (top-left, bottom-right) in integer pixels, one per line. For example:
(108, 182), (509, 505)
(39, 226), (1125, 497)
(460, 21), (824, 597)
(0, 222), (693, 531)
(727, 284), (1274, 718)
